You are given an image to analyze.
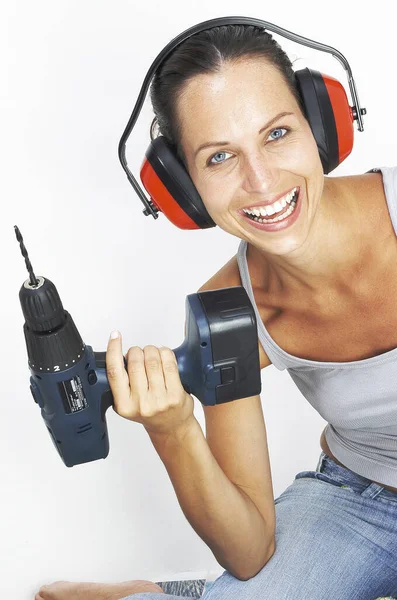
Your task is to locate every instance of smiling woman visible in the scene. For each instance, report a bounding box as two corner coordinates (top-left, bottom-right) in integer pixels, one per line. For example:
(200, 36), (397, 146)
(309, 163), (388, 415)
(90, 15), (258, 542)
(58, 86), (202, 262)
(140, 20), (397, 599)
(36, 19), (397, 600)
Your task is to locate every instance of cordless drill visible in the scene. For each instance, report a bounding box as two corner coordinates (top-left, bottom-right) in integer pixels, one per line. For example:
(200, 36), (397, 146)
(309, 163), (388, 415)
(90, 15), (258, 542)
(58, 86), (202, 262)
(15, 226), (261, 467)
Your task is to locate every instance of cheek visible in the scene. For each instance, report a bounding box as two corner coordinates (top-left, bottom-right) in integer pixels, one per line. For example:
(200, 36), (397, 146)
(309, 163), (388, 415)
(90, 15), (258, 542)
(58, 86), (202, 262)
(299, 127), (323, 171)
(282, 141), (322, 184)
(190, 170), (235, 219)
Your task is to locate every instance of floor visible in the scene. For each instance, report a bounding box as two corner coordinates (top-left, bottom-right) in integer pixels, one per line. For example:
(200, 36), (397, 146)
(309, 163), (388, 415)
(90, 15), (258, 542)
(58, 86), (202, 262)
(154, 579), (207, 597)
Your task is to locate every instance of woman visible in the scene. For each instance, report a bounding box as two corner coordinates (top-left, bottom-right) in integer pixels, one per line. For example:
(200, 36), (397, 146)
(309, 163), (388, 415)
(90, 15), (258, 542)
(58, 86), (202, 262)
(36, 24), (397, 600)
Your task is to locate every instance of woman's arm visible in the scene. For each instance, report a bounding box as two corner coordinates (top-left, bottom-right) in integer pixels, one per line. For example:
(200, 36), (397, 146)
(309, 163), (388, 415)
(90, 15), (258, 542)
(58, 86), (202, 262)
(147, 399), (275, 581)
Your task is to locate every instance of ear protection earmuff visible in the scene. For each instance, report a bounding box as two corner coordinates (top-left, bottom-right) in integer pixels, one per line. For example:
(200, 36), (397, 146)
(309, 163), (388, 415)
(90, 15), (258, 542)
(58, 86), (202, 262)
(118, 16), (366, 230)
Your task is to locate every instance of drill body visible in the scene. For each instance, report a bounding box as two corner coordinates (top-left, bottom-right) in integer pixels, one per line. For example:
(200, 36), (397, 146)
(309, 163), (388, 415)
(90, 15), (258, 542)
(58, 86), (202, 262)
(24, 280), (261, 468)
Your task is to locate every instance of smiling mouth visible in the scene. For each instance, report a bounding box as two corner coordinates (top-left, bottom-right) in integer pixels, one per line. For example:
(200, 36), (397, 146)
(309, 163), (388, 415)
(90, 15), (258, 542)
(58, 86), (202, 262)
(242, 188), (299, 224)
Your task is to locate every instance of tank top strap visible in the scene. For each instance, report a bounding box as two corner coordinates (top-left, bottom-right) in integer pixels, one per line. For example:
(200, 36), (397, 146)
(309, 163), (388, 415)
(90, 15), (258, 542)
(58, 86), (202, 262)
(236, 239), (289, 370)
(369, 167), (397, 236)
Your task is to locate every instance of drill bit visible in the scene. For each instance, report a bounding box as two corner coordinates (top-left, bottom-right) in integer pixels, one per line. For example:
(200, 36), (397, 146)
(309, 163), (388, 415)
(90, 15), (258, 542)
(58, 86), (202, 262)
(14, 225), (39, 287)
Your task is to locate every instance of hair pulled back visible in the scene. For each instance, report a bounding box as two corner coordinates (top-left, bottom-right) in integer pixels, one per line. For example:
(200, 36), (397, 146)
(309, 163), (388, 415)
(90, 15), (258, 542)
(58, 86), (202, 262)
(149, 24), (305, 163)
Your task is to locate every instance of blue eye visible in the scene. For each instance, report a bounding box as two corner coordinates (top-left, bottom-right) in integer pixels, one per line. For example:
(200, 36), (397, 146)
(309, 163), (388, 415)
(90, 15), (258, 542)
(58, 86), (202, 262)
(268, 127), (288, 140)
(209, 151), (232, 166)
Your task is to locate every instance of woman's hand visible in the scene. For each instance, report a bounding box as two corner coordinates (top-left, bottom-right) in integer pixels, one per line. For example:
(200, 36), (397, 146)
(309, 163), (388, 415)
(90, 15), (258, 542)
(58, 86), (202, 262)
(106, 330), (195, 437)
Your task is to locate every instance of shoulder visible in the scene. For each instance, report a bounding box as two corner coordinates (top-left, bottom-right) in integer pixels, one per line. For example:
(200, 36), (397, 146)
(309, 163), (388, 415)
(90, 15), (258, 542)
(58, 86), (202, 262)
(332, 169), (382, 192)
(197, 254), (242, 293)
(330, 169), (389, 216)
(333, 168), (389, 199)
(197, 255), (272, 370)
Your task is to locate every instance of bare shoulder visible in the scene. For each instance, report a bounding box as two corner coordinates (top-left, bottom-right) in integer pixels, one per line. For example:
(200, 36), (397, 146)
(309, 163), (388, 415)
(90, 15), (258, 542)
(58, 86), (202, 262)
(333, 169), (391, 233)
(197, 255), (271, 369)
(333, 170), (385, 204)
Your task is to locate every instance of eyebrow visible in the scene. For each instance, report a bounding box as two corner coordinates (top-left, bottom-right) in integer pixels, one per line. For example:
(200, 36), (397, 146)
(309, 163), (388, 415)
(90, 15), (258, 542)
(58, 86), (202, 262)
(194, 111), (295, 159)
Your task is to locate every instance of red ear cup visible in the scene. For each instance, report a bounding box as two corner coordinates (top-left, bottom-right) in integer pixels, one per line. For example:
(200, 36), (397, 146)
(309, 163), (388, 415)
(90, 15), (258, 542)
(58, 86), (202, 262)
(140, 137), (216, 230)
(322, 73), (355, 166)
(295, 68), (354, 174)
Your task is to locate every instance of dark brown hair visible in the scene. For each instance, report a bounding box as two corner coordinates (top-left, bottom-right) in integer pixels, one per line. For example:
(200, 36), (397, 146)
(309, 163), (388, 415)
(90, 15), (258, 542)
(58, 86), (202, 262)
(149, 24), (305, 164)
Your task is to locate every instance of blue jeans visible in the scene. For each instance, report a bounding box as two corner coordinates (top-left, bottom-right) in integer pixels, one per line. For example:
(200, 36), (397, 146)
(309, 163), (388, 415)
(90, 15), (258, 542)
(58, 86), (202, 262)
(122, 452), (397, 599)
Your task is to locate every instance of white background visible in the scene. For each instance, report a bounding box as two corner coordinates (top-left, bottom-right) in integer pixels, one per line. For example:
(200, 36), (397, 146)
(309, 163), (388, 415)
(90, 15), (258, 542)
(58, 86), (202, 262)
(1, 1), (395, 598)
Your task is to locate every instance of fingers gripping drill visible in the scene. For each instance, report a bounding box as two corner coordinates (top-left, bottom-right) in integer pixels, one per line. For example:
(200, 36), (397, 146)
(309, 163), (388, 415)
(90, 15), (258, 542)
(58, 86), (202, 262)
(15, 226), (261, 467)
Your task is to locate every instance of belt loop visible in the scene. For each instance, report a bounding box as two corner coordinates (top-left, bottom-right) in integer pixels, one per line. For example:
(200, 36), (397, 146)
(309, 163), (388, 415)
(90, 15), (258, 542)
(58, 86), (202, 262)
(360, 482), (384, 499)
(315, 451), (327, 472)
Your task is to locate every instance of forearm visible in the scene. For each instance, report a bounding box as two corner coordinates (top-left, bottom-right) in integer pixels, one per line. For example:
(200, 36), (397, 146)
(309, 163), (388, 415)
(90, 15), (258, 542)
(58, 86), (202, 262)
(146, 417), (275, 580)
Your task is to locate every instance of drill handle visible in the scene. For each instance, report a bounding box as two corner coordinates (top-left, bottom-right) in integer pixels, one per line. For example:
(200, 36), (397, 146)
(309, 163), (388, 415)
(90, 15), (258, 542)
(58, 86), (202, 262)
(93, 351), (128, 416)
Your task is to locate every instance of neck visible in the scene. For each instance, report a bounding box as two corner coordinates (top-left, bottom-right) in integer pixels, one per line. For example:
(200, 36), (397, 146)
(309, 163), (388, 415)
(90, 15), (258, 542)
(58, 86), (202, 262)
(249, 177), (382, 298)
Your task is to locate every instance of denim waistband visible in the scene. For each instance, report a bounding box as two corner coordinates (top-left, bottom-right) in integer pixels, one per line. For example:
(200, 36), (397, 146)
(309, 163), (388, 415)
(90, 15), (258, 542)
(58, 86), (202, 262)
(314, 451), (397, 502)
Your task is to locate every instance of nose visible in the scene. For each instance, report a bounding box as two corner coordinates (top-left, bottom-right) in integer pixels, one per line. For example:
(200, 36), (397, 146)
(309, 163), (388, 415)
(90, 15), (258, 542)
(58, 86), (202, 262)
(241, 153), (279, 196)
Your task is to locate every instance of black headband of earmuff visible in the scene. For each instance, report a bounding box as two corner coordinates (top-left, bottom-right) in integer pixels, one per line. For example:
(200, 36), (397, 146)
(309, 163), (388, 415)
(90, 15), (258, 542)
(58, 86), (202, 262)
(118, 16), (366, 219)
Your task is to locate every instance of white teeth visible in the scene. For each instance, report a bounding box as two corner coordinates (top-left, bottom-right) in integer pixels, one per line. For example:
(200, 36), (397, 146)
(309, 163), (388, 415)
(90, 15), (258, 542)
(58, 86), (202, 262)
(247, 198), (297, 224)
(273, 200), (283, 212)
(243, 187), (298, 217)
(263, 204), (275, 216)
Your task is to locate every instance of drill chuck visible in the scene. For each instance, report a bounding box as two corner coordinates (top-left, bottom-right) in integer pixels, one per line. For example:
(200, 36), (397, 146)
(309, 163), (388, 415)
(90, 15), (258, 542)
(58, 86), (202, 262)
(20, 276), (85, 374)
(19, 275), (66, 332)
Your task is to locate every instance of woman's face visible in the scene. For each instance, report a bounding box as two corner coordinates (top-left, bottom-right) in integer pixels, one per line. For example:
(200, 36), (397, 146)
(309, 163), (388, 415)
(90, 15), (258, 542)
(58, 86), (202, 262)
(177, 57), (325, 256)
